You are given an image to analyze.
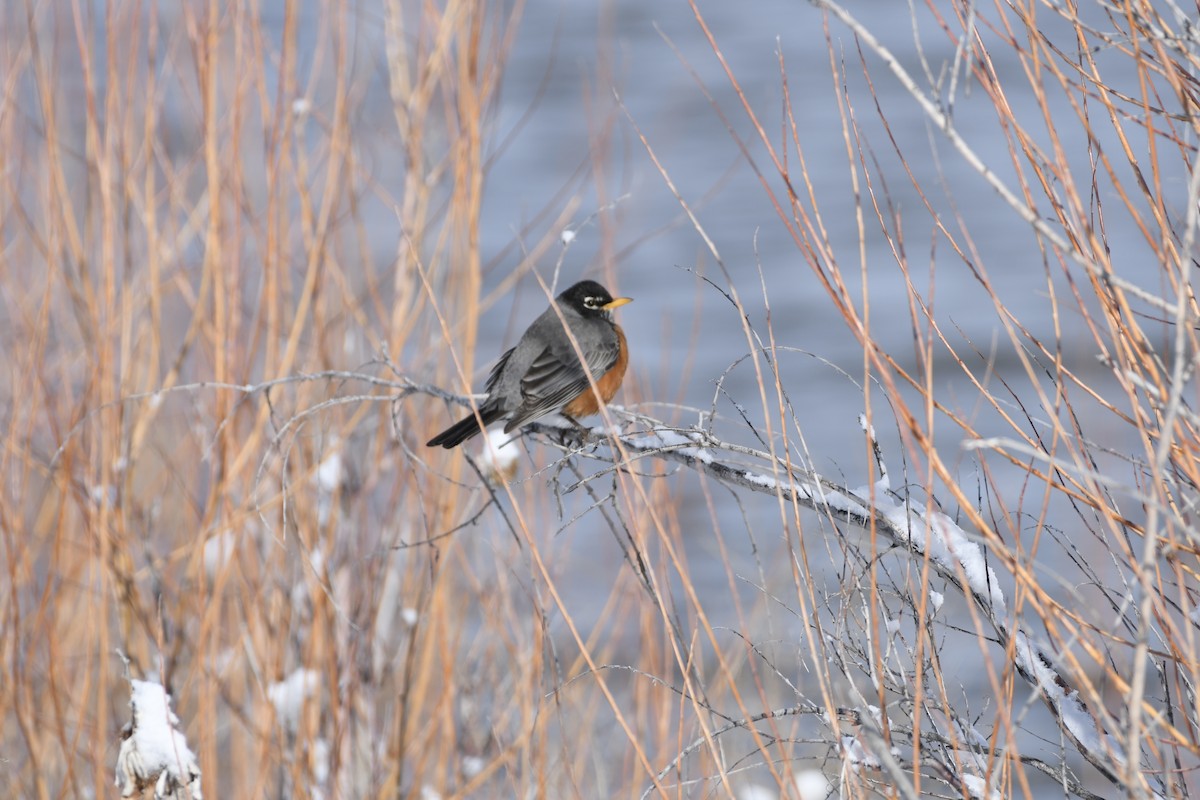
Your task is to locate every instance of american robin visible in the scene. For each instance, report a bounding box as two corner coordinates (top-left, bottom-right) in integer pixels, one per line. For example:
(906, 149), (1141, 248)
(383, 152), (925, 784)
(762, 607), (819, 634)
(427, 280), (632, 449)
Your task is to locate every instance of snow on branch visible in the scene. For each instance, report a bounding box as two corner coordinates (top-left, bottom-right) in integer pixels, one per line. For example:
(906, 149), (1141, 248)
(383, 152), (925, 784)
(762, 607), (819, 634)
(114, 679), (203, 800)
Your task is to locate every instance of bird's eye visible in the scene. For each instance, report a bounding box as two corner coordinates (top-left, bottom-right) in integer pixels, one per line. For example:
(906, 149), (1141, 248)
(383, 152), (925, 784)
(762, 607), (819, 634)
(584, 296), (600, 308)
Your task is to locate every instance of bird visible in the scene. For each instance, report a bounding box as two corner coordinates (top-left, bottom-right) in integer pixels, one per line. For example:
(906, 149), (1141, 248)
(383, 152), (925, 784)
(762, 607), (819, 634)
(427, 279), (632, 449)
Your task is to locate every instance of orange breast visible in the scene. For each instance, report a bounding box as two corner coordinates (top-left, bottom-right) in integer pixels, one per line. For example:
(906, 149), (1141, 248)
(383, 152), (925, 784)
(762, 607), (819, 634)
(563, 324), (628, 418)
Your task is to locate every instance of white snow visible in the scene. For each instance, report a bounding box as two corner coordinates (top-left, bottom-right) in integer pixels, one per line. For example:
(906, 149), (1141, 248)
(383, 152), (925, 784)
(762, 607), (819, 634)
(312, 737), (331, 788)
(742, 470), (829, 504)
(583, 422), (621, 439)
(461, 755), (486, 778)
(202, 531), (236, 578)
(815, 487), (869, 518)
(629, 428), (714, 463)
(794, 770), (831, 800)
(962, 774), (1000, 800)
(1014, 632), (1118, 763)
(480, 429), (520, 478)
(115, 680), (202, 798)
(743, 471), (779, 489)
(857, 414), (875, 438)
(89, 484), (116, 508)
(267, 668), (320, 729)
(651, 430), (690, 447)
(841, 734), (879, 771)
(560, 228), (577, 245)
(873, 493), (1007, 617)
(315, 452), (344, 493)
(738, 784), (776, 800)
(928, 590), (944, 613)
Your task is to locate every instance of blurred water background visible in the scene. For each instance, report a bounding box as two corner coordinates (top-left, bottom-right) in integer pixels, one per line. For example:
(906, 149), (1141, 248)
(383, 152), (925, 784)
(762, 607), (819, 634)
(10, 2), (1165, 787)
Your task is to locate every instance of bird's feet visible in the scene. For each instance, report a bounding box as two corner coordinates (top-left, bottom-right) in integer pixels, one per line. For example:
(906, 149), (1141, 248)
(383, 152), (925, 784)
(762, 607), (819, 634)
(555, 414), (593, 448)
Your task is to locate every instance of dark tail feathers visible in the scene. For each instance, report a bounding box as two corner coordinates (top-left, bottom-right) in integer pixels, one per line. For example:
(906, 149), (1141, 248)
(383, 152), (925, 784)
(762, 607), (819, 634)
(426, 406), (504, 449)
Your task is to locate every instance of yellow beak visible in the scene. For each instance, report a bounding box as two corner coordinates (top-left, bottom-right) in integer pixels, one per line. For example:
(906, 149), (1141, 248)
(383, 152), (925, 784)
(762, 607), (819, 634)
(602, 297), (633, 310)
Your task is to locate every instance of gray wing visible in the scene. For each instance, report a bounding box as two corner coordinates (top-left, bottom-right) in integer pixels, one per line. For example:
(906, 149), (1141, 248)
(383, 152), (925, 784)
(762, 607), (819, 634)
(483, 346), (517, 394)
(502, 340), (620, 432)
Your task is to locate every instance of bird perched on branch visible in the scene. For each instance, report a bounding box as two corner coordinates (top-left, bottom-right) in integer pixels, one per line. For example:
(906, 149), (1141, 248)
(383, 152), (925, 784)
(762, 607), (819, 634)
(427, 280), (632, 449)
